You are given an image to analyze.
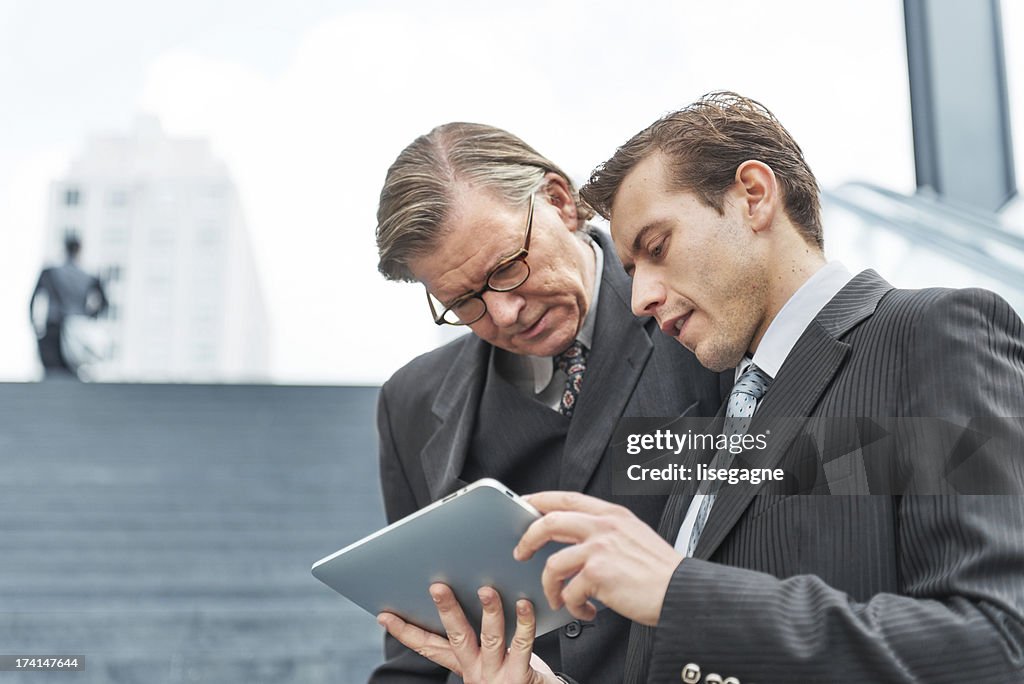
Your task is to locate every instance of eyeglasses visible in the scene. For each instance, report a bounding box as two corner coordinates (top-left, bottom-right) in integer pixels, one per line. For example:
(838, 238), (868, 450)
(426, 193), (535, 326)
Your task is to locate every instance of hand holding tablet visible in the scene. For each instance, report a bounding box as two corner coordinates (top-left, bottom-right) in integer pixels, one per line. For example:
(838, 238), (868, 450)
(377, 583), (562, 684)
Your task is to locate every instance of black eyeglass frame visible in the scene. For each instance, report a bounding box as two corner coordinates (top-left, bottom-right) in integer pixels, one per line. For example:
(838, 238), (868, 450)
(425, 193), (536, 326)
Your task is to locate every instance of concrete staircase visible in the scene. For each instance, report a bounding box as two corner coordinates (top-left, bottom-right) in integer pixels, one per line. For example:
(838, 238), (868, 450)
(0, 381), (387, 683)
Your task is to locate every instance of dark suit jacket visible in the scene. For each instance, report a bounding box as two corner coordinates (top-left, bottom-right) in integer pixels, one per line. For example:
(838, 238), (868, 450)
(630, 270), (1024, 683)
(369, 230), (725, 684)
(31, 261), (108, 325)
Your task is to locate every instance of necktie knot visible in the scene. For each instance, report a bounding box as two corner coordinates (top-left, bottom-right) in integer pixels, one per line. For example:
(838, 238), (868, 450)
(554, 340), (587, 375)
(726, 364), (772, 419)
(554, 340), (588, 417)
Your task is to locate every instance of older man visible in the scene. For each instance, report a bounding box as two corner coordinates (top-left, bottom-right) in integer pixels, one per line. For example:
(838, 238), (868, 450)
(369, 122), (723, 683)
(382, 95), (1024, 684)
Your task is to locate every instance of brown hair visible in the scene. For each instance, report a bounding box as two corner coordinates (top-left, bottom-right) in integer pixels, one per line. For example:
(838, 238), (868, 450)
(376, 122), (593, 282)
(581, 91), (823, 249)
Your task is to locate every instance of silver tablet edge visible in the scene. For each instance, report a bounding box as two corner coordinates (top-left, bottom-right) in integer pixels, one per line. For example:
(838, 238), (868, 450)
(311, 478), (539, 572)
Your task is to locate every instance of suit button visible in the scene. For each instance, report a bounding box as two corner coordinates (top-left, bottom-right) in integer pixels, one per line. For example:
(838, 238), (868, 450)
(681, 663), (701, 683)
(564, 620), (582, 638)
(723, 678), (740, 684)
(704, 675), (723, 684)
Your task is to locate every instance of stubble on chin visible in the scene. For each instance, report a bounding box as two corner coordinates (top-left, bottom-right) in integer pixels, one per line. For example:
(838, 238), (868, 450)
(694, 342), (744, 374)
(700, 265), (769, 373)
(691, 315), (757, 373)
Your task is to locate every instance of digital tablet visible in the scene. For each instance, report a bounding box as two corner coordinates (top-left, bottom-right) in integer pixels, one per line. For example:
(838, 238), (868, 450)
(311, 478), (573, 642)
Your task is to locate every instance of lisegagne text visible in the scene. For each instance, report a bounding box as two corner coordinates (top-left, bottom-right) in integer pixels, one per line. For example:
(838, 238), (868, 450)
(627, 463), (785, 485)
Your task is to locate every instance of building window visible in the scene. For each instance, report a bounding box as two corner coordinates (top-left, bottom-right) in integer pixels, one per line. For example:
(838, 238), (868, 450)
(64, 188), (81, 206)
(104, 225), (131, 245)
(150, 225), (175, 246)
(103, 264), (123, 282)
(109, 189), (128, 207)
(196, 223), (221, 245)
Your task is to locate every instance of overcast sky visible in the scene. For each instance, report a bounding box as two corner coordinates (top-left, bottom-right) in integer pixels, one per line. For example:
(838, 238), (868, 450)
(2, 1), (1021, 383)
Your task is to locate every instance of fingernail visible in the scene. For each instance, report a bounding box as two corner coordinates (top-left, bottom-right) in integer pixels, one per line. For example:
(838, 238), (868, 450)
(512, 547), (522, 561)
(478, 589), (491, 605)
(517, 600), (529, 615)
(431, 591), (442, 604)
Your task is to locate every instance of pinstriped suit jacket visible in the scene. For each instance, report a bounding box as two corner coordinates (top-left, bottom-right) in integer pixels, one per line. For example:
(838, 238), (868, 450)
(369, 230), (725, 684)
(629, 270), (1024, 684)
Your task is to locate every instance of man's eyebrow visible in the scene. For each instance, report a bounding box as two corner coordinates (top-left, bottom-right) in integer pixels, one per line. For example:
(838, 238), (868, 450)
(620, 221), (671, 276)
(630, 224), (661, 254)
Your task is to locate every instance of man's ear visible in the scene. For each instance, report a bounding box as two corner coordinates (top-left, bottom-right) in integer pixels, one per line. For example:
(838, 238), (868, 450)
(541, 172), (579, 231)
(734, 160), (778, 234)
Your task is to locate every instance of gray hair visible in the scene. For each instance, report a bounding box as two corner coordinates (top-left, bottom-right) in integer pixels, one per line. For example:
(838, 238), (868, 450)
(376, 122), (593, 282)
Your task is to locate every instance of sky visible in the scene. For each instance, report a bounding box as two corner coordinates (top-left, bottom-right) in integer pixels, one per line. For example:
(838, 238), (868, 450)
(2, 0), (1021, 384)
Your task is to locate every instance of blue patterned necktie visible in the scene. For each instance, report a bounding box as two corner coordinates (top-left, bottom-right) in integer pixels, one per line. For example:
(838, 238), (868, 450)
(554, 340), (588, 418)
(685, 363), (772, 556)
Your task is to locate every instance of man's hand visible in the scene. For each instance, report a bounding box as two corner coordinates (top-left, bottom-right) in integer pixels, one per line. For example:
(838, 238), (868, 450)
(514, 491), (682, 627)
(377, 583), (560, 684)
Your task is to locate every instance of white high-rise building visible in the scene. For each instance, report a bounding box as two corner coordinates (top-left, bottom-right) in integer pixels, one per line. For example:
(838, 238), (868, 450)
(44, 116), (270, 382)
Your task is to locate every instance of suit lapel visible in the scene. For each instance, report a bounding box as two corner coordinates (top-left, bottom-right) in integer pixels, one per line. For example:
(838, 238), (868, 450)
(559, 232), (653, 492)
(691, 270), (894, 560)
(419, 336), (490, 501)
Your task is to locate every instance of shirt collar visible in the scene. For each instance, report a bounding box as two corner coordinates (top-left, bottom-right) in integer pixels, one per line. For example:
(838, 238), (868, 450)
(741, 260), (853, 382)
